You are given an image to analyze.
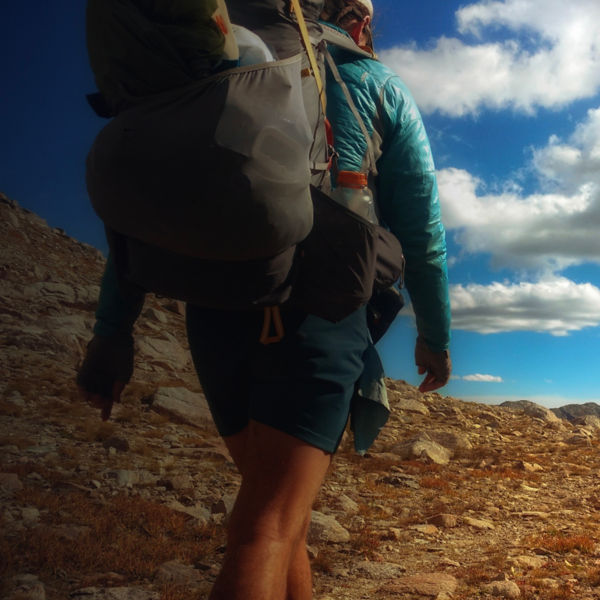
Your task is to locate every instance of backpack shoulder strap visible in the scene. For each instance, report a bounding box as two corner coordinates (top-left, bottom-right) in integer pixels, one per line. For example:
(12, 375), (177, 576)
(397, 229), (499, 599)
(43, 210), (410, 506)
(323, 45), (378, 176)
(290, 0), (326, 112)
(320, 25), (374, 59)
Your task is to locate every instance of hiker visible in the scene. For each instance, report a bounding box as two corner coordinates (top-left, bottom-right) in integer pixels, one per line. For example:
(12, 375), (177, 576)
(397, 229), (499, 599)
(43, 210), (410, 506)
(320, 0), (452, 393)
(78, 1), (450, 599)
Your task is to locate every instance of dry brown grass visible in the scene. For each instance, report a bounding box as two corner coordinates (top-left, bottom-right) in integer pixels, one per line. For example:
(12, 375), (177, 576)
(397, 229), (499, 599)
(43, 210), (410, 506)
(311, 547), (338, 575)
(75, 420), (116, 443)
(419, 476), (452, 493)
(528, 531), (596, 555)
(518, 584), (574, 600)
(464, 467), (541, 482)
(0, 434), (36, 449)
(359, 477), (412, 502)
(398, 460), (443, 474)
(2, 486), (224, 586)
(349, 524), (382, 558)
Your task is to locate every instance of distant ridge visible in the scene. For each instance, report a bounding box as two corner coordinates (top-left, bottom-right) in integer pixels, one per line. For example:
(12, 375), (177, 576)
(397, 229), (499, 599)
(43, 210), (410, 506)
(551, 402), (600, 422)
(500, 399), (600, 423)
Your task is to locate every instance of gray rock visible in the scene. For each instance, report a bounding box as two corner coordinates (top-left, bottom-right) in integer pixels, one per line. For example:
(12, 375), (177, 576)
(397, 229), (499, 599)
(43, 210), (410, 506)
(573, 415), (600, 430)
(24, 282), (76, 305)
(142, 307), (168, 324)
(155, 560), (203, 585)
(109, 469), (156, 488)
(380, 572), (458, 597)
(353, 560), (406, 579)
(510, 555), (546, 569)
(21, 507), (41, 525)
(427, 513), (458, 528)
(463, 516), (495, 530)
(151, 387), (212, 428)
(9, 574), (46, 600)
(393, 434), (452, 465)
(308, 510), (350, 544)
(482, 579), (521, 598)
(0, 472), (23, 494)
(136, 337), (190, 371)
(45, 314), (93, 343)
(167, 500), (211, 526)
(333, 494), (360, 515)
(500, 400), (561, 424)
(427, 430), (473, 454)
(395, 397), (430, 415)
(25, 444), (57, 456)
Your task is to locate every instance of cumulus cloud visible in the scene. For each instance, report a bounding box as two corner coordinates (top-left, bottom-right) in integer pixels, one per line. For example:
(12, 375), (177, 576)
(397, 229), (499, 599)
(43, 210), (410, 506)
(461, 374), (504, 382)
(378, 0), (600, 116)
(450, 276), (600, 335)
(438, 168), (600, 270)
(438, 107), (600, 270)
(533, 107), (600, 192)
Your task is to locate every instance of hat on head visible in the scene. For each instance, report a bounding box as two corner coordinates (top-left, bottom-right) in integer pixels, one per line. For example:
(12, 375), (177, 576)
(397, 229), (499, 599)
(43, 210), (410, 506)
(355, 0), (373, 17)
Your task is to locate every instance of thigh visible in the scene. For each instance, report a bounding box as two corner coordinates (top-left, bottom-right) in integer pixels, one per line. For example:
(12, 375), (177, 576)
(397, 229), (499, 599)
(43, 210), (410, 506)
(227, 420), (331, 541)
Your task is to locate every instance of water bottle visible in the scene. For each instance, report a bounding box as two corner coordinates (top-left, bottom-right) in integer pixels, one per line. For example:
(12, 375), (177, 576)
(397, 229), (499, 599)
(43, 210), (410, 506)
(232, 25), (275, 66)
(331, 171), (378, 223)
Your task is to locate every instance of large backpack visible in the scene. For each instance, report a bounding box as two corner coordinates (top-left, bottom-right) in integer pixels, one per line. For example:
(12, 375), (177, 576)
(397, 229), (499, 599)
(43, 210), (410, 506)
(86, 0), (329, 313)
(86, 0), (404, 333)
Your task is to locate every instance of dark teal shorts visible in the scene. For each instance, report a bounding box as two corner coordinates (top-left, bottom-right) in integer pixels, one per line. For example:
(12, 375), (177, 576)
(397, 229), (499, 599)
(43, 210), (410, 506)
(185, 306), (369, 453)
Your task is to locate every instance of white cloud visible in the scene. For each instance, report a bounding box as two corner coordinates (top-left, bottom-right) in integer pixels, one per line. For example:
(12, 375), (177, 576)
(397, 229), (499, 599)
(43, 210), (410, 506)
(533, 107), (600, 191)
(378, 0), (600, 116)
(461, 373), (504, 382)
(438, 168), (600, 270)
(450, 276), (600, 335)
(438, 107), (600, 271)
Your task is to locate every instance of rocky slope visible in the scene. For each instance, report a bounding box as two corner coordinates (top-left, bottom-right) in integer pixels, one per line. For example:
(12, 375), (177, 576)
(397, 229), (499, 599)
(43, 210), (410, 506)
(2, 193), (600, 600)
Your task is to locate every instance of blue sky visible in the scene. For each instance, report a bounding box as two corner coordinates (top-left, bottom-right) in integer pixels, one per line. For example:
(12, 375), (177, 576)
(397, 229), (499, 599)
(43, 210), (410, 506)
(2, 1), (600, 408)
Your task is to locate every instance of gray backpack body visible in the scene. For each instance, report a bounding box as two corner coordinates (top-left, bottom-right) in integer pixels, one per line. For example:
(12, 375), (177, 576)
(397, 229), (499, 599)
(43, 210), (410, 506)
(86, 0), (404, 319)
(87, 0), (329, 309)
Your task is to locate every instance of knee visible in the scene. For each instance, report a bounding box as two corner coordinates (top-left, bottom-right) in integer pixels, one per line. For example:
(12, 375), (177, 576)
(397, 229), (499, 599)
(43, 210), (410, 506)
(230, 494), (312, 548)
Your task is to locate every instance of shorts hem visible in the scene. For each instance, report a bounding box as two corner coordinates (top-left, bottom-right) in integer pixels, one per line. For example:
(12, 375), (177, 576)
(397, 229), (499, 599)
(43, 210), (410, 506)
(251, 416), (342, 454)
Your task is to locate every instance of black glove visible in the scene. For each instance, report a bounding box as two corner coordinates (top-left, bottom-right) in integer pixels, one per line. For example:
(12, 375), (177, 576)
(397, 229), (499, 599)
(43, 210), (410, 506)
(77, 334), (134, 420)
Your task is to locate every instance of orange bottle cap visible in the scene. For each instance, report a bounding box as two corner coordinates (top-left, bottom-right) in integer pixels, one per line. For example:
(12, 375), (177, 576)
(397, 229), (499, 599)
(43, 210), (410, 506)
(336, 170), (368, 188)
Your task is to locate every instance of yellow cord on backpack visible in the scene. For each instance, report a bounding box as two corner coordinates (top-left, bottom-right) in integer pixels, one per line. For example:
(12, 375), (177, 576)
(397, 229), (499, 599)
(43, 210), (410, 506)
(260, 306), (285, 345)
(290, 0), (326, 113)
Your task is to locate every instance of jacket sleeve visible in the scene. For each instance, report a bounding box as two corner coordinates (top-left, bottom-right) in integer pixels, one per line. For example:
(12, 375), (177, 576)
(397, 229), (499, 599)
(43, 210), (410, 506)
(375, 76), (451, 352)
(93, 254), (146, 338)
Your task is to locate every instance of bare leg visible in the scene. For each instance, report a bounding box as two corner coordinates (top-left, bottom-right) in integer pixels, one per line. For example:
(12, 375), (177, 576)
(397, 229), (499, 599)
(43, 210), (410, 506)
(210, 420), (330, 600)
(286, 514), (313, 600)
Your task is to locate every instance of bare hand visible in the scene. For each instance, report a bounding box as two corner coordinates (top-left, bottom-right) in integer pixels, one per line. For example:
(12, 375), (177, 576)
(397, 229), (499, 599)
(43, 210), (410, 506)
(415, 337), (452, 393)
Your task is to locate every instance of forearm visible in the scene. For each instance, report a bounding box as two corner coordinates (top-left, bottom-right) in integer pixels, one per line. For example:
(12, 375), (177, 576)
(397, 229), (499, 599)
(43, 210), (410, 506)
(93, 253), (146, 337)
(405, 257), (451, 352)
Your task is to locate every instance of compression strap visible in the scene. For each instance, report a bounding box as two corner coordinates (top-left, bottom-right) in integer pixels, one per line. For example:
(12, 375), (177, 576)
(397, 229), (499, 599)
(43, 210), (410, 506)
(290, 0), (326, 113)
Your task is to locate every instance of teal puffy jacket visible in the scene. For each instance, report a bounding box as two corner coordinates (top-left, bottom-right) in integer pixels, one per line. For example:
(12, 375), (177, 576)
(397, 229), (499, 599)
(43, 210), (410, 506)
(323, 24), (451, 352)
